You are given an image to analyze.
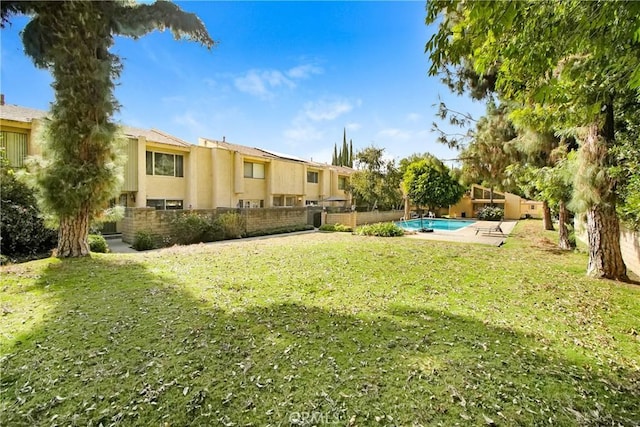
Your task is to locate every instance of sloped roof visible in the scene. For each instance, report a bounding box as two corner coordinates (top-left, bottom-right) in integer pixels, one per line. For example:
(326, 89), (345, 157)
(201, 138), (278, 159)
(0, 104), (190, 148)
(0, 104), (49, 122)
(121, 126), (191, 148)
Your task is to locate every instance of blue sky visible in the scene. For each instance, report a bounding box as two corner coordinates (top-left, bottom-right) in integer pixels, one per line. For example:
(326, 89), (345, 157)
(1, 1), (484, 165)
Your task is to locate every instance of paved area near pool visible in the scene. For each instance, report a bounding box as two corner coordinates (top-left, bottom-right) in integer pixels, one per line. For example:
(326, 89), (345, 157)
(404, 220), (517, 246)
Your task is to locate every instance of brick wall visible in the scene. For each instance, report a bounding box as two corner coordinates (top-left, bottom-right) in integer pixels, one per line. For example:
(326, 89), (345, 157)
(122, 207), (309, 243)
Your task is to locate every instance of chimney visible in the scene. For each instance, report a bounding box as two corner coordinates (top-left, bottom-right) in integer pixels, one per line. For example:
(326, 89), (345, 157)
(0, 94), (4, 106)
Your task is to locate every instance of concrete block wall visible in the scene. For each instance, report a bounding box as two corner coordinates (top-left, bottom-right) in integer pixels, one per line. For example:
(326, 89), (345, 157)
(123, 207), (309, 243)
(324, 210), (404, 228)
(218, 207), (308, 234)
(575, 218), (640, 277)
(356, 210), (404, 225)
(620, 227), (640, 277)
(325, 213), (355, 228)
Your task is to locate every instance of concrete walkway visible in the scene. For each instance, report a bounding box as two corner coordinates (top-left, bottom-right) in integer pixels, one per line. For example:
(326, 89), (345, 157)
(105, 237), (138, 254)
(404, 220), (517, 246)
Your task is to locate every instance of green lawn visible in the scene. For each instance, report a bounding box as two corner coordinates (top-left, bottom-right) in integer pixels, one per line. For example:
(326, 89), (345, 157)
(1, 221), (639, 426)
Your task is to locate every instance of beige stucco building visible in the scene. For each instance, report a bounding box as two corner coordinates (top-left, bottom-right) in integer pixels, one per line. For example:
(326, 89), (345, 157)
(1, 103), (353, 221)
(449, 184), (544, 220)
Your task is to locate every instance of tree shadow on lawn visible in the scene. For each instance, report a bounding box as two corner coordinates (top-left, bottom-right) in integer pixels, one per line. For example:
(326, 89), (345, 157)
(1, 257), (639, 426)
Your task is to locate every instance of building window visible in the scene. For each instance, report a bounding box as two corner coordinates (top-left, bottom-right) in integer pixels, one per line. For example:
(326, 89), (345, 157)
(273, 195), (284, 207)
(305, 200), (317, 206)
(530, 204), (536, 210)
(238, 199), (264, 208)
(146, 151), (184, 177)
(165, 200), (183, 210)
(146, 199), (183, 210)
(0, 131), (28, 168)
(338, 176), (347, 190)
(244, 162), (265, 179)
(147, 199), (165, 210)
(307, 171), (319, 183)
(285, 196), (296, 206)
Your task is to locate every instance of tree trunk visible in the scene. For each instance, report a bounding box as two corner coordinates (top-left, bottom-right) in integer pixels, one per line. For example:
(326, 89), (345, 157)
(586, 204), (627, 280)
(57, 208), (91, 258)
(579, 109), (627, 281)
(542, 201), (554, 230)
(557, 200), (572, 250)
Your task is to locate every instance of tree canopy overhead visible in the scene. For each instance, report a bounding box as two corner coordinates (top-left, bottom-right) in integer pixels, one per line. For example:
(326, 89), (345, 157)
(1, 0), (214, 257)
(425, 0), (638, 281)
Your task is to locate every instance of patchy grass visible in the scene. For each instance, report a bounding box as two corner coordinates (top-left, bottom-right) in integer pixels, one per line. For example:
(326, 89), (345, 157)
(1, 220), (639, 426)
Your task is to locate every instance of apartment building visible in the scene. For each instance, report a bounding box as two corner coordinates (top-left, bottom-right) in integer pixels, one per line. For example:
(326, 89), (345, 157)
(0, 102), (353, 219)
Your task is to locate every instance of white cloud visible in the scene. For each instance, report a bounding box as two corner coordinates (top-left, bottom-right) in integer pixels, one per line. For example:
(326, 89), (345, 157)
(303, 98), (359, 121)
(377, 128), (412, 140)
(406, 112), (422, 122)
(234, 69), (294, 99)
(233, 63), (322, 99)
(287, 64), (323, 79)
(346, 122), (362, 131)
(283, 124), (324, 145)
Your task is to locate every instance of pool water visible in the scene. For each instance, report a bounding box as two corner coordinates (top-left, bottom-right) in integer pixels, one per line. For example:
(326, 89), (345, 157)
(395, 218), (475, 231)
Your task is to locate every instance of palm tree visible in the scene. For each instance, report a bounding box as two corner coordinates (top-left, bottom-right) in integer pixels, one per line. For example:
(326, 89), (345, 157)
(1, 1), (215, 257)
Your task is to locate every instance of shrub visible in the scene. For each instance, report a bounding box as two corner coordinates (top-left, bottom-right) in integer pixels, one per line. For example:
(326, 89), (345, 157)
(170, 212), (219, 245)
(132, 230), (156, 251)
(216, 212), (246, 239)
(476, 206), (504, 221)
(356, 222), (404, 237)
(88, 234), (109, 253)
(319, 223), (352, 232)
(244, 224), (314, 238)
(0, 163), (57, 259)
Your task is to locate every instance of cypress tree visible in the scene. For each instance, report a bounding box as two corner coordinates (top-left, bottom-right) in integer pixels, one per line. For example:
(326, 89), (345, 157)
(349, 139), (353, 167)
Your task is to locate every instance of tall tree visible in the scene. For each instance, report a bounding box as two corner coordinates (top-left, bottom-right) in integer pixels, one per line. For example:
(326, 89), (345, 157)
(426, 0), (638, 280)
(460, 102), (520, 207)
(1, 1), (214, 257)
(341, 128), (349, 167)
(403, 157), (464, 228)
(332, 144), (338, 166)
(350, 146), (402, 210)
(349, 139), (353, 168)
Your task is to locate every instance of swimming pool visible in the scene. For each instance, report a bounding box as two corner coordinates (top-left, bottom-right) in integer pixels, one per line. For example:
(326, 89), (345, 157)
(395, 218), (475, 231)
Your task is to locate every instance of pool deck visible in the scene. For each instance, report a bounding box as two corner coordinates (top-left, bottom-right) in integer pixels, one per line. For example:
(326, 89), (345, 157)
(404, 220), (517, 246)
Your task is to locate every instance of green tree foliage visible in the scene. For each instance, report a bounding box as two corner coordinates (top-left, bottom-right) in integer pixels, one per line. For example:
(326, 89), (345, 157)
(402, 157), (465, 214)
(332, 128), (353, 167)
(508, 152), (576, 250)
(349, 146), (402, 211)
(426, 0), (638, 280)
(1, 1), (214, 258)
(0, 159), (57, 260)
(459, 103), (520, 200)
